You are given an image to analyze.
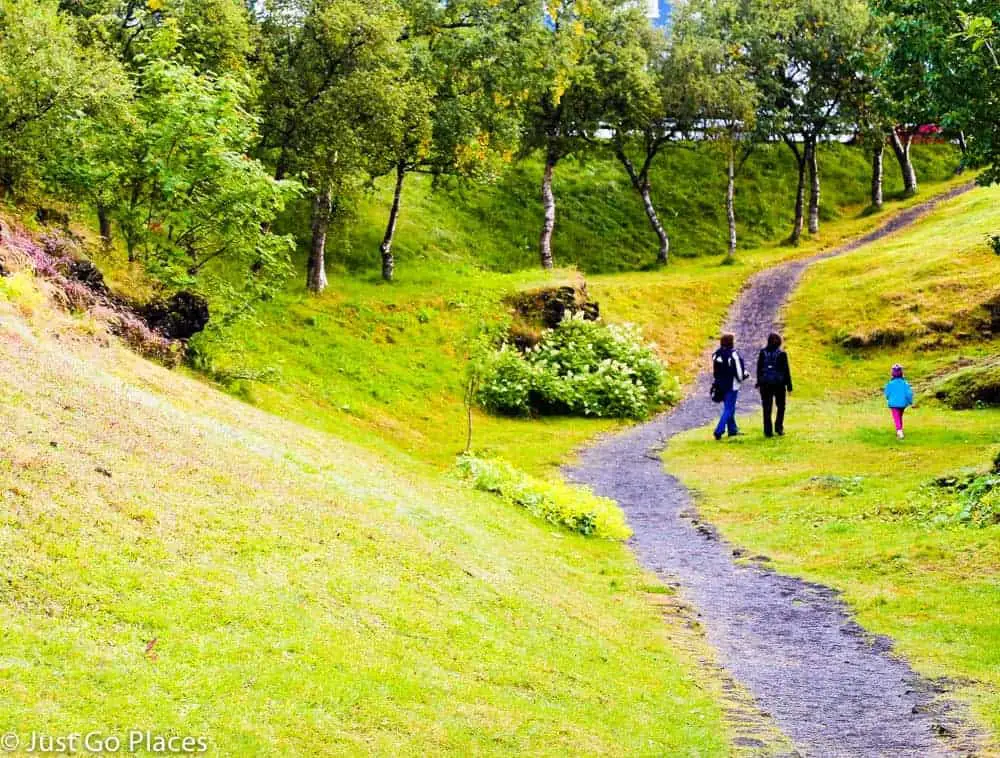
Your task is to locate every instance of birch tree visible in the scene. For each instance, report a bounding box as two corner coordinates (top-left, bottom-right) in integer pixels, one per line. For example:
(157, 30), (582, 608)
(595, 24), (720, 264)
(756, 0), (881, 244)
(256, 0), (410, 293)
(677, 0), (761, 260)
(521, 0), (643, 269)
(367, 0), (529, 281)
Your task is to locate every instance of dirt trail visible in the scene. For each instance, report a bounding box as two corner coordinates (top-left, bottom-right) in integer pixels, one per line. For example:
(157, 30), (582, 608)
(567, 183), (980, 758)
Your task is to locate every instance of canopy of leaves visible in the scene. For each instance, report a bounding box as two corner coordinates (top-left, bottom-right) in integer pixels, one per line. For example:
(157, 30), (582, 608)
(740, 0), (882, 141)
(115, 61), (299, 318)
(256, 0), (411, 198)
(519, 0), (649, 161)
(0, 0), (129, 195)
(876, 0), (1000, 181)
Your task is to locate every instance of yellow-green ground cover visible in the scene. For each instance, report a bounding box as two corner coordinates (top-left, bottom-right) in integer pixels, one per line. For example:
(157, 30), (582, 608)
(0, 284), (735, 755)
(0, 148), (976, 754)
(667, 186), (1000, 747)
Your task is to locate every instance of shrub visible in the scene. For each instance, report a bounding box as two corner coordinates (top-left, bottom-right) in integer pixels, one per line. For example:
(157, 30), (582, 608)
(988, 233), (1000, 256)
(926, 469), (1000, 528)
(956, 474), (1000, 528)
(455, 455), (631, 540)
(475, 315), (677, 419)
(475, 345), (536, 416)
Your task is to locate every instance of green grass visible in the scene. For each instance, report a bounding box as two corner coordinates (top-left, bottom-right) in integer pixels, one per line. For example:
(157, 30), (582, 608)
(0, 287), (736, 756)
(666, 185), (1000, 747)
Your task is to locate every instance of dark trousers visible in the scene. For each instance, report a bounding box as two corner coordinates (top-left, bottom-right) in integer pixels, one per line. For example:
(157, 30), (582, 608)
(760, 384), (786, 436)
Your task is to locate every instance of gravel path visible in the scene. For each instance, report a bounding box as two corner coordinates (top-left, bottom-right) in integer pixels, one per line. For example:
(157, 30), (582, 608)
(566, 184), (979, 758)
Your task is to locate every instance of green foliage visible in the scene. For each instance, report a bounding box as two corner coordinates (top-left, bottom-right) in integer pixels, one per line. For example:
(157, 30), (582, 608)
(476, 316), (678, 419)
(59, 0), (253, 75)
(257, 0), (409, 192)
(475, 345), (536, 415)
(875, 0), (1000, 184)
(955, 473), (1000, 528)
(748, 0), (882, 140)
(113, 60), (299, 318)
(455, 454), (631, 539)
(0, 0), (129, 195)
(924, 470), (1000, 528)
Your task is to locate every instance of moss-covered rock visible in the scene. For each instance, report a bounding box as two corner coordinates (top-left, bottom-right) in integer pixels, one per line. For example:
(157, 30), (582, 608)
(930, 360), (1000, 409)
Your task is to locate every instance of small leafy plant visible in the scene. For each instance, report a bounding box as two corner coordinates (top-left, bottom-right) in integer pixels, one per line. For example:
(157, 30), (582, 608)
(988, 233), (1000, 256)
(924, 468), (1000, 528)
(455, 454), (631, 540)
(475, 315), (677, 419)
(953, 473), (1000, 528)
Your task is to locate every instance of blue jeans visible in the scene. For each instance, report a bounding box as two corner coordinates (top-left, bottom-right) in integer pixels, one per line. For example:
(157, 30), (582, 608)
(714, 389), (739, 438)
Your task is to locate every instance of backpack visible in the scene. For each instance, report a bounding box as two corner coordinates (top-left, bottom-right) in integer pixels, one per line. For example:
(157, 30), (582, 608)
(759, 348), (785, 386)
(710, 380), (726, 403)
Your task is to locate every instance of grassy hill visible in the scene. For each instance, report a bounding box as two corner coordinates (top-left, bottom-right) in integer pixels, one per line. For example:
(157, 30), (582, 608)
(0, 278), (738, 755)
(667, 185), (1000, 746)
(325, 142), (961, 276)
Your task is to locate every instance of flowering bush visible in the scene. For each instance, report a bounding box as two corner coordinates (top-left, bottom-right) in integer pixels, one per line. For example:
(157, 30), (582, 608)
(475, 315), (677, 419)
(456, 454), (631, 539)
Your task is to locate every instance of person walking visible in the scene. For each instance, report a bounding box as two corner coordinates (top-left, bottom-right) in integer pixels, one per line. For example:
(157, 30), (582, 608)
(756, 333), (793, 437)
(885, 363), (914, 439)
(712, 333), (750, 440)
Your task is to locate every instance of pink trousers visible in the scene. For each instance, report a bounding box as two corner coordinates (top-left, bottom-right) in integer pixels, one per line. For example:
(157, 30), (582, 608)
(890, 407), (905, 432)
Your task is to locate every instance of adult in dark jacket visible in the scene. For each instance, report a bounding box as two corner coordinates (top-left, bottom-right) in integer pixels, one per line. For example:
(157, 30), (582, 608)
(712, 333), (750, 440)
(756, 332), (793, 437)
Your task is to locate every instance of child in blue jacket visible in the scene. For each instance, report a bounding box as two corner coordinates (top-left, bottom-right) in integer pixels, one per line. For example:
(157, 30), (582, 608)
(885, 364), (914, 439)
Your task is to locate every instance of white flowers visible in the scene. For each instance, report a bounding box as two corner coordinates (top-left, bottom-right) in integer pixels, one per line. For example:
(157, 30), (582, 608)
(476, 317), (678, 418)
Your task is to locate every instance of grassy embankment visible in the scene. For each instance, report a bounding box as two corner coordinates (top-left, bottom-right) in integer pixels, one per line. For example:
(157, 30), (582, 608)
(666, 186), (1000, 746)
(189, 144), (964, 476)
(0, 273), (738, 755)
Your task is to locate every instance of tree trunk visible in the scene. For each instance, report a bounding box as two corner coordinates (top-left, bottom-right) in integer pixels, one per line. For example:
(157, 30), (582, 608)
(274, 148), (288, 181)
(640, 181), (670, 265)
(807, 139), (820, 235)
(955, 131), (968, 174)
(785, 138), (807, 246)
(889, 129), (918, 195)
(539, 146), (558, 270)
(307, 189), (331, 293)
(97, 205), (112, 248)
(615, 146), (669, 264)
(380, 162), (405, 282)
(871, 141), (884, 209)
(726, 146), (737, 260)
